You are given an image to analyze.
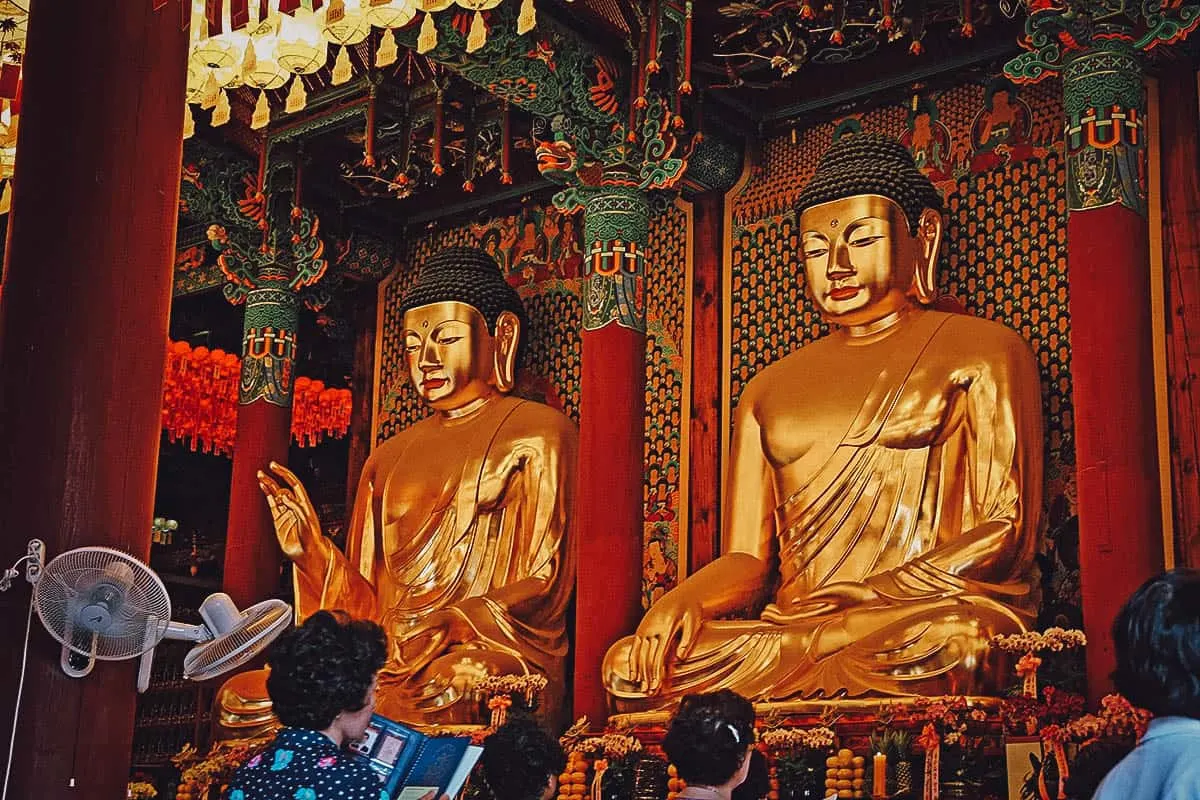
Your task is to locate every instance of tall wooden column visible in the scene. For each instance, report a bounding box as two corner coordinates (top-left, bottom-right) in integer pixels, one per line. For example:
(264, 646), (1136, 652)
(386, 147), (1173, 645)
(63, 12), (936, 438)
(686, 189), (724, 574)
(0, 1), (187, 796)
(223, 279), (299, 609)
(1159, 63), (1200, 570)
(574, 183), (650, 724)
(1061, 43), (1163, 701)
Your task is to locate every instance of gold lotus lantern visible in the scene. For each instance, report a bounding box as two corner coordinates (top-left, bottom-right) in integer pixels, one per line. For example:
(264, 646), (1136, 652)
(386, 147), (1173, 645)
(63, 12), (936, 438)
(414, 0), (453, 53)
(366, 0), (416, 65)
(242, 20), (291, 129)
(275, 7), (326, 112)
(456, 0), (502, 52)
(323, 0), (371, 85)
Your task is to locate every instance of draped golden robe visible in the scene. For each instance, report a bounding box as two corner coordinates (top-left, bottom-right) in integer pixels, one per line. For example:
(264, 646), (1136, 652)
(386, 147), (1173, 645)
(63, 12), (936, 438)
(606, 309), (1042, 707)
(297, 395), (577, 725)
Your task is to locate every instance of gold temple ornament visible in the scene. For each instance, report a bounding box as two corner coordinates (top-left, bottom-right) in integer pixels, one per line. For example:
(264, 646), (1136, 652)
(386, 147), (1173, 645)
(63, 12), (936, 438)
(184, 0), (538, 134)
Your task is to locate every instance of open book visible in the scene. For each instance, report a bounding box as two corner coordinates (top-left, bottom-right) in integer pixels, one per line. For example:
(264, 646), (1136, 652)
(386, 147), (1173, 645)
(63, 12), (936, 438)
(349, 714), (484, 800)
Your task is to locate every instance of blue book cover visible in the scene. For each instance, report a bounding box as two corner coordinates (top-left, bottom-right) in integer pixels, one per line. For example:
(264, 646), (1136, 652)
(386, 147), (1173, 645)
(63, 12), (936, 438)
(350, 714), (482, 800)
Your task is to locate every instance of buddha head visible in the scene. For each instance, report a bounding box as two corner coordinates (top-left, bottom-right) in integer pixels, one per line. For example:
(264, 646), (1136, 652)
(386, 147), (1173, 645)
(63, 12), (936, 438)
(399, 246), (527, 412)
(794, 133), (944, 327)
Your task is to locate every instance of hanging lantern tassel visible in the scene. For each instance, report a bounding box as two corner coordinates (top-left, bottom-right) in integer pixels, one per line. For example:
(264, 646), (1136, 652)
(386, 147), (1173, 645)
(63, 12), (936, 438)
(332, 44), (353, 85)
(432, 89), (444, 176)
(517, 0), (536, 35)
(881, 0), (895, 30)
(646, 0), (660, 73)
(251, 89), (270, 130)
(286, 75), (308, 114)
(500, 101), (513, 184)
(242, 38), (258, 76)
(960, 0), (975, 36)
(918, 724), (940, 800)
(365, 92), (377, 167)
(591, 759), (609, 800)
(183, 104), (195, 139)
(377, 28), (399, 67)
(831, 0), (846, 44)
(466, 10), (487, 53)
(200, 72), (220, 110)
(212, 89), (232, 127)
(417, 11), (438, 54)
(680, 3), (693, 94)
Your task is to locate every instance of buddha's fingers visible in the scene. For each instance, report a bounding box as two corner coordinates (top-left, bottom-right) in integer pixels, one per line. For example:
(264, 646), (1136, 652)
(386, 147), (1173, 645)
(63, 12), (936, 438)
(267, 460), (305, 492)
(256, 469), (284, 498)
(644, 635), (666, 693)
(678, 612), (700, 658)
(629, 636), (644, 683)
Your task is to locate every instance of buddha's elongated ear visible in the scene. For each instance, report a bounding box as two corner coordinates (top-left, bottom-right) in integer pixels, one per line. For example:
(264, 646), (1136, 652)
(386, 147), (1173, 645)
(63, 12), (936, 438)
(912, 207), (943, 305)
(491, 310), (521, 393)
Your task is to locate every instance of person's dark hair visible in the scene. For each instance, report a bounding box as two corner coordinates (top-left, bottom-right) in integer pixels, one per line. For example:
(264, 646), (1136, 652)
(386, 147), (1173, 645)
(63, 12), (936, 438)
(662, 690), (756, 787)
(1062, 736), (1134, 800)
(265, 610), (387, 730)
(1111, 568), (1200, 718)
(731, 749), (769, 800)
(481, 713), (566, 800)
(399, 246), (528, 367)
(793, 132), (943, 233)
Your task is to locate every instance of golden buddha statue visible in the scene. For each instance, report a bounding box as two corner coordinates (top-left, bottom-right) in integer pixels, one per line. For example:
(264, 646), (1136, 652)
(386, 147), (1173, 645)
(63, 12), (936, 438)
(218, 246), (578, 729)
(604, 134), (1043, 710)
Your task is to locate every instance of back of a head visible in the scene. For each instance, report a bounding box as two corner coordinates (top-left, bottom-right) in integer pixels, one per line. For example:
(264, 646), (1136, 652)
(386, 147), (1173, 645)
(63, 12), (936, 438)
(1112, 568), (1200, 718)
(482, 714), (566, 800)
(265, 610), (387, 730)
(662, 690), (756, 788)
(731, 750), (769, 800)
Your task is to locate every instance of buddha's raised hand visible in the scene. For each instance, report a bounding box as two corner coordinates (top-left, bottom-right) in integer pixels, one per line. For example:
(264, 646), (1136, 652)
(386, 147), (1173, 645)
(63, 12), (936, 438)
(257, 461), (327, 570)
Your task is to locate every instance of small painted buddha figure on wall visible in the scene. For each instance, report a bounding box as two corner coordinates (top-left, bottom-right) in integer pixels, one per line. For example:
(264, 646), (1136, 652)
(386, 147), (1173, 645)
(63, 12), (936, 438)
(218, 247), (578, 730)
(605, 133), (1044, 710)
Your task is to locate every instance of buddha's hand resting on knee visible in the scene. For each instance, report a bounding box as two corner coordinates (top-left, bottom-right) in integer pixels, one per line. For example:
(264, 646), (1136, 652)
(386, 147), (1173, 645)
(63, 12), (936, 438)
(628, 590), (704, 695)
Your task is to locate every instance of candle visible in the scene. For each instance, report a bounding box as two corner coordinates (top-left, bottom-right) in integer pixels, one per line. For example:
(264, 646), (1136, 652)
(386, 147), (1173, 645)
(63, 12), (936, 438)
(873, 752), (887, 799)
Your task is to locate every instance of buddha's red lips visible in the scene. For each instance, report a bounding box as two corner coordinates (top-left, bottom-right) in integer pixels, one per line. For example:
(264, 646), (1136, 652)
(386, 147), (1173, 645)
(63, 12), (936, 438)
(421, 377), (448, 390)
(829, 286), (861, 301)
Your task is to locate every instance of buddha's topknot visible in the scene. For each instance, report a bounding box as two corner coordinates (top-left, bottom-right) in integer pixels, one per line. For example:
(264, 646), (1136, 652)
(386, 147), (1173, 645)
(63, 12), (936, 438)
(794, 133), (943, 232)
(399, 246), (528, 365)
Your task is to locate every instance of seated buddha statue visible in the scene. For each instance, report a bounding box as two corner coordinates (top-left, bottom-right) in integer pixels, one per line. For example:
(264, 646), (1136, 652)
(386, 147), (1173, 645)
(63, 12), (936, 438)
(604, 134), (1043, 710)
(217, 246), (578, 729)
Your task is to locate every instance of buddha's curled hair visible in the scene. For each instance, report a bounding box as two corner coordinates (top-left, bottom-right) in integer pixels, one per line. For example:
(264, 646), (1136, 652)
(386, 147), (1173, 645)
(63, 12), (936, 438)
(793, 132), (943, 232)
(399, 245), (529, 366)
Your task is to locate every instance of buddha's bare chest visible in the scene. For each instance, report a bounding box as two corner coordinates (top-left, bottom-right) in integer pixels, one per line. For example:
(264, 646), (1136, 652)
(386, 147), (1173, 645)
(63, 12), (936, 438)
(754, 342), (959, 468)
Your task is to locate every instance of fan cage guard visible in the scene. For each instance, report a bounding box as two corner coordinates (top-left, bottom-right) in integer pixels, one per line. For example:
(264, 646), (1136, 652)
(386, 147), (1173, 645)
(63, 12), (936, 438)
(184, 599), (291, 681)
(34, 546), (172, 661)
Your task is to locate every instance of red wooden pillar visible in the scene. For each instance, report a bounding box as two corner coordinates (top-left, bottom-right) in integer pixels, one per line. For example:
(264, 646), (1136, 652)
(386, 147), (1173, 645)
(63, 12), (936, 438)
(1159, 64), (1200, 570)
(222, 282), (298, 608)
(574, 184), (650, 725)
(1061, 44), (1164, 702)
(346, 281), (379, 514)
(0, 1), (187, 796)
(687, 189), (724, 573)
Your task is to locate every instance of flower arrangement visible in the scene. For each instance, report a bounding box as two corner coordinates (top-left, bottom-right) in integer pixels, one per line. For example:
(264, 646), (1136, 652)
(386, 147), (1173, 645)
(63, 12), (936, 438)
(1000, 686), (1087, 737)
(991, 628), (1087, 698)
(760, 726), (836, 753)
(1062, 693), (1151, 744)
(172, 739), (270, 800)
(127, 780), (158, 799)
(471, 674), (549, 702)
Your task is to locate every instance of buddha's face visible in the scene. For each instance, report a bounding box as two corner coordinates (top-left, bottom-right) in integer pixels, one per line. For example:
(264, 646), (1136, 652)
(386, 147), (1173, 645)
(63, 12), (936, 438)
(800, 195), (940, 325)
(403, 301), (499, 411)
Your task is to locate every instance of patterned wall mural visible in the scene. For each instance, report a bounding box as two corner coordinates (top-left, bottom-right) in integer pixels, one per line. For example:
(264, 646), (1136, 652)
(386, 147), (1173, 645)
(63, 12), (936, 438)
(726, 76), (1084, 687)
(374, 200), (692, 607)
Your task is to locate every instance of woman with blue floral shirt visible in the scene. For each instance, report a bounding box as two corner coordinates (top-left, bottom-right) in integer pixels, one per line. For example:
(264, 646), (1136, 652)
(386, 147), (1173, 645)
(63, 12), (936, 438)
(224, 611), (400, 800)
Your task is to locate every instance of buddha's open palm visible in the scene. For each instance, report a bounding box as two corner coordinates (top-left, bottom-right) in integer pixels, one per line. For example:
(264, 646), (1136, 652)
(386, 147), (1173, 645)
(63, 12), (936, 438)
(257, 462), (325, 568)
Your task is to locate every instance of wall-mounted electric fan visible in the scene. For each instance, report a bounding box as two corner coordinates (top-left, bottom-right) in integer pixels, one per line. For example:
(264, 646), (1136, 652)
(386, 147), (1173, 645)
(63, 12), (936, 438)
(25, 543), (291, 690)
